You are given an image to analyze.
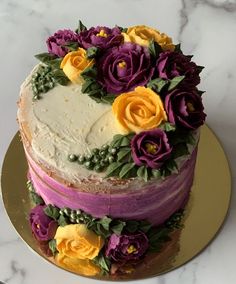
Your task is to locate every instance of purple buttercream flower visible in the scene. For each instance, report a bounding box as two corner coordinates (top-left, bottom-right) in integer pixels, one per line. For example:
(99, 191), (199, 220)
(29, 205), (58, 242)
(78, 26), (123, 50)
(156, 51), (202, 88)
(97, 42), (154, 94)
(165, 89), (206, 129)
(47, 29), (80, 57)
(106, 232), (149, 263)
(131, 129), (172, 169)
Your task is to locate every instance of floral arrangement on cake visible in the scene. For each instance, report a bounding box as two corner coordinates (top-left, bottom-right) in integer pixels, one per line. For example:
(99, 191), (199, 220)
(29, 20), (206, 276)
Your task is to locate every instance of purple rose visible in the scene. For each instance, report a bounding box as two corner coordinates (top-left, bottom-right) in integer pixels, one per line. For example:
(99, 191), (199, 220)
(106, 232), (148, 263)
(157, 51), (202, 87)
(97, 43), (154, 94)
(29, 205), (58, 242)
(47, 29), (80, 57)
(165, 89), (206, 129)
(78, 26), (123, 50)
(131, 129), (172, 169)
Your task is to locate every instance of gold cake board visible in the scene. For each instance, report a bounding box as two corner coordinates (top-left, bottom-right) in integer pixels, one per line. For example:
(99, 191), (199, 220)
(1, 125), (231, 281)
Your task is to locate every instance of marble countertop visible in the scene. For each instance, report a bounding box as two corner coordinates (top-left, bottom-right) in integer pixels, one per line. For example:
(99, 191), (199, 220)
(0, 0), (236, 283)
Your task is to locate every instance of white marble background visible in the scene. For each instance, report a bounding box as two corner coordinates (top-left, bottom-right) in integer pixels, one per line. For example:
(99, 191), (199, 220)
(0, 0), (236, 283)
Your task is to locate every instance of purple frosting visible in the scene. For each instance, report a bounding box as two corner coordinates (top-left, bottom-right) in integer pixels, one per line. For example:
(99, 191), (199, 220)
(29, 205), (58, 241)
(131, 129), (172, 169)
(165, 89), (206, 130)
(78, 26), (123, 50)
(97, 43), (154, 94)
(46, 29), (80, 57)
(106, 232), (149, 263)
(156, 51), (201, 88)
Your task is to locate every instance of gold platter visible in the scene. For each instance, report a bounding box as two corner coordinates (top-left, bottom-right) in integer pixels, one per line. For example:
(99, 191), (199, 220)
(1, 125), (231, 280)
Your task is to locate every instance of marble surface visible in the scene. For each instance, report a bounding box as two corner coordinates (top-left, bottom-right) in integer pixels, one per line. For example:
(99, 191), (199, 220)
(0, 0), (236, 283)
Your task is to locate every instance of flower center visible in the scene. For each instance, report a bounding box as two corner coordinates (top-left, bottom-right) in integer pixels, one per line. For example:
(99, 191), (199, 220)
(145, 143), (158, 154)
(96, 29), (108, 38)
(118, 60), (126, 69)
(187, 102), (195, 112)
(127, 245), (137, 254)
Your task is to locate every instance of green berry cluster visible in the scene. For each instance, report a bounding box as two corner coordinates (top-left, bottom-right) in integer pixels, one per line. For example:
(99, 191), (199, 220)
(59, 207), (93, 224)
(165, 210), (184, 229)
(31, 65), (55, 100)
(68, 145), (118, 173)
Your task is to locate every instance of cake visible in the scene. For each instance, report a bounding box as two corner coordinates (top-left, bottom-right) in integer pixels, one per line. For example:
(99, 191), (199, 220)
(17, 21), (206, 276)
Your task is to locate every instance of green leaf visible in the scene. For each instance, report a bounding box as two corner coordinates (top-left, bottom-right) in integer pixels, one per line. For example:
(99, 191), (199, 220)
(119, 162), (136, 179)
(120, 136), (131, 147)
(168, 76), (185, 91)
(35, 53), (62, 69)
(48, 239), (58, 256)
(148, 40), (163, 58)
(147, 78), (169, 93)
(51, 69), (70, 85)
(174, 43), (183, 53)
(137, 166), (149, 182)
(81, 66), (98, 80)
(160, 122), (176, 132)
(117, 147), (131, 162)
(139, 220), (152, 233)
(173, 143), (189, 159)
(58, 215), (69, 226)
(98, 216), (112, 231)
(186, 132), (196, 145)
(63, 42), (79, 51)
(151, 169), (161, 178)
(86, 47), (100, 59)
(29, 192), (44, 205)
(101, 95), (116, 105)
(44, 205), (60, 220)
(122, 27), (128, 33)
(125, 220), (139, 233)
(75, 20), (87, 33)
(106, 162), (125, 178)
(111, 220), (126, 235)
(165, 159), (178, 172)
(93, 254), (111, 274)
(110, 135), (123, 148)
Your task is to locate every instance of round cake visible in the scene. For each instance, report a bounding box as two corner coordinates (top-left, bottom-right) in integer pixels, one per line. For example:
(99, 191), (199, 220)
(17, 21), (206, 276)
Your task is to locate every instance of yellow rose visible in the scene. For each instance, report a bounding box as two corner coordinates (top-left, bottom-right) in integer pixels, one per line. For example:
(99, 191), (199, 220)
(60, 48), (94, 83)
(56, 254), (100, 276)
(123, 25), (175, 51)
(112, 86), (167, 134)
(54, 224), (103, 275)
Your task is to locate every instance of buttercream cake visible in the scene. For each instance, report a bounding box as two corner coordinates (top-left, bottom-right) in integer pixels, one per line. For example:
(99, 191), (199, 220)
(17, 21), (206, 276)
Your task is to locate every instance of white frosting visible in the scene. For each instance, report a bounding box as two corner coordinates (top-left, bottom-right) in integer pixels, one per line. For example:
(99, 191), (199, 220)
(18, 66), (119, 181)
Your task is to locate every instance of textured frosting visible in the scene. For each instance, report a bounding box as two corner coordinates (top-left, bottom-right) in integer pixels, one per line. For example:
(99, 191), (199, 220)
(27, 146), (197, 226)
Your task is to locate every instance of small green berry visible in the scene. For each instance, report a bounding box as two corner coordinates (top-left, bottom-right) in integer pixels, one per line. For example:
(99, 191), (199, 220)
(85, 161), (94, 170)
(85, 154), (93, 161)
(93, 155), (100, 163)
(76, 209), (81, 215)
(99, 150), (106, 157)
(92, 148), (99, 155)
(63, 208), (71, 216)
(68, 154), (78, 162)
(77, 155), (85, 164)
(94, 164), (103, 172)
(109, 147), (117, 155)
(102, 144), (109, 151)
(108, 155), (115, 163)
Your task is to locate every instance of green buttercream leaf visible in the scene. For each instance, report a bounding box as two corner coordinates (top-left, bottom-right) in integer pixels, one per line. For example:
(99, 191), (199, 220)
(44, 205), (60, 220)
(148, 40), (163, 58)
(63, 42), (79, 51)
(147, 227), (171, 252)
(197, 90), (205, 96)
(110, 220), (126, 235)
(86, 47), (100, 59)
(29, 192), (45, 205)
(93, 253), (111, 274)
(138, 220), (152, 233)
(151, 169), (161, 178)
(48, 239), (58, 256)
(117, 147), (131, 162)
(58, 215), (70, 226)
(186, 132), (196, 145)
(119, 162), (136, 179)
(168, 75), (185, 91)
(161, 167), (171, 178)
(147, 78), (169, 93)
(75, 20), (87, 33)
(174, 43), (183, 53)
(173, 143), (189, 159)
(159, 122), (176, 132)
(81, 66), (98, 80)
(98, 216), (112, 231)
(35, 53), (62, 69)
(137, 166), (149, 182)
(120, 136), (131, 147)
(125, 220), (139, 233)
(106, 162), (125, 178)
(165, 159), (178, 172)
(51, 69), (70, 85)
(101, 94), (116, 104)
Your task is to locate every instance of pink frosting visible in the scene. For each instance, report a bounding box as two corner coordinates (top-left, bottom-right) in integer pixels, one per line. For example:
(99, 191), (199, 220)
(26, 149), (197, 226)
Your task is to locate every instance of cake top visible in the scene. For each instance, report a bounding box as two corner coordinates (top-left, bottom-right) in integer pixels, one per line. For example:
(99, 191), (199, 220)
(19, 21), (206, 183)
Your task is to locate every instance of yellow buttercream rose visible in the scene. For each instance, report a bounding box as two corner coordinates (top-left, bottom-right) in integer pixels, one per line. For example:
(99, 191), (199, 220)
(112, 86), (167, 134)
(54, 224), (103, 275)
(56, 254), (100, 276)
(60, 48), (94, 83)
(123, 25), (175, 51)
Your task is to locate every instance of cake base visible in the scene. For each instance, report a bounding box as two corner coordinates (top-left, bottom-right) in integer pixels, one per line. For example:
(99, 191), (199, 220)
(1, 125), (231, 280)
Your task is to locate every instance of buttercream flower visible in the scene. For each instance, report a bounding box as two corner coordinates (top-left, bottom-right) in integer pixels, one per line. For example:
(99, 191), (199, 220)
(157, 51), (202, 88)
(165, 89), (206, 129)
(123, 25), (175, 51)
(131, 129), (172, 169)
(78, 26), (123, 49)
(60, 48), (94, 83)
(47, 29), (80, 57)
(56, 254), (100, 276)
(97, 43), (154, 94)
(106, 232), (149, 263)
(112, 86), (167, 134)
(29, 205), (58, 242)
